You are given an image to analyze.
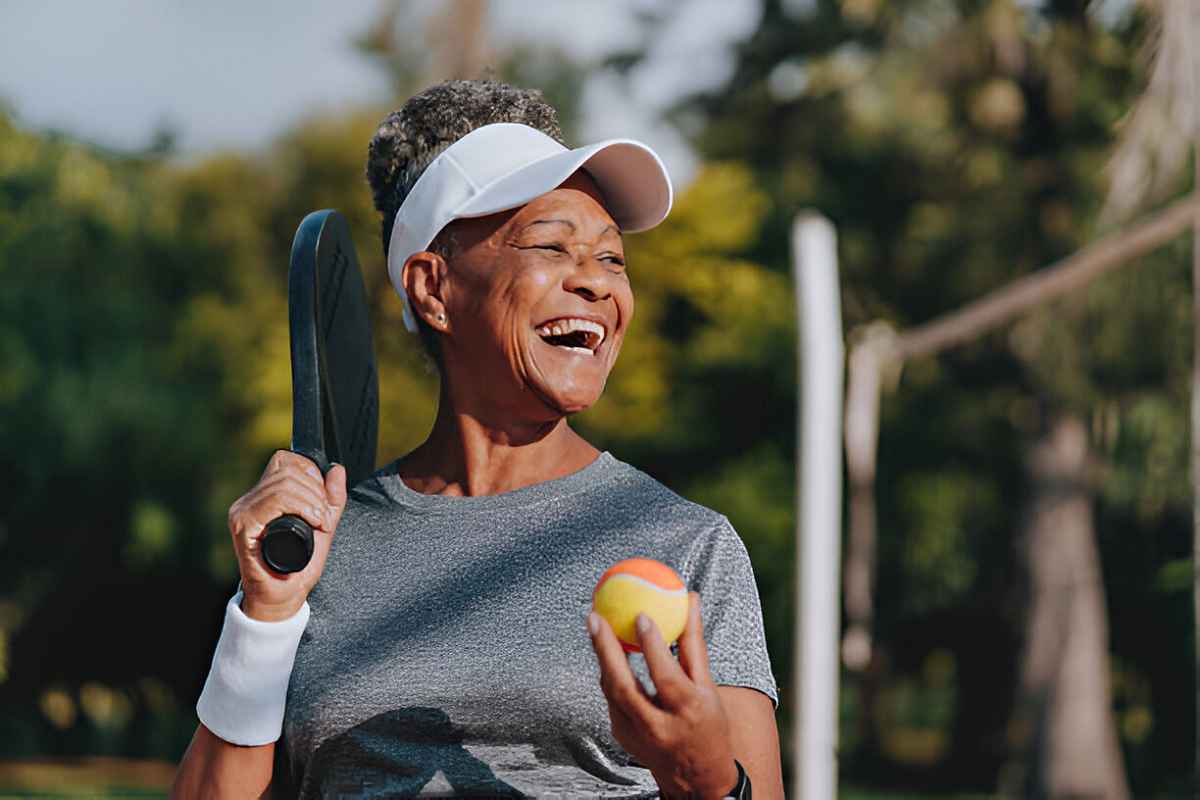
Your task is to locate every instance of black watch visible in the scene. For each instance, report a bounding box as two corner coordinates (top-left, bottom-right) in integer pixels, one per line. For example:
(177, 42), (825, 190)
(722, 759), (751, 799)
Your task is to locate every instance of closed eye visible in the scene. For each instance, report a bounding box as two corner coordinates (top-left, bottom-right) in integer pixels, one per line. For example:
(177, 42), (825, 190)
(515, 244), (568, 257)
(520, 244), (623, 266)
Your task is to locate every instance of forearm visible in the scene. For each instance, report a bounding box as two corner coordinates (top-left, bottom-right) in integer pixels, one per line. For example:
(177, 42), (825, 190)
(173, 591), (307, 799)
(170, 723), (274, 800)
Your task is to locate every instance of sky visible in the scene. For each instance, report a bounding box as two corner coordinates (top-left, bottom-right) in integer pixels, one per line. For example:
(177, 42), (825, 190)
(0, 0), (762, 187)
(0, 0), (1137, 187)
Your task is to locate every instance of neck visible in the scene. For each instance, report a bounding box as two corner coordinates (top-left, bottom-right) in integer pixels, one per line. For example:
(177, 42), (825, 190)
(396, 374), (601, 497)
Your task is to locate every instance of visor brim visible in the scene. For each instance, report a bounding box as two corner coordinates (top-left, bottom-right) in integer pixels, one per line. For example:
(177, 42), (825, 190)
(453, 138), (673, 233)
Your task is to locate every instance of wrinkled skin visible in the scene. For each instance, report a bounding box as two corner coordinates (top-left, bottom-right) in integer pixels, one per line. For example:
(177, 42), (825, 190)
(405, 169), (632, 422)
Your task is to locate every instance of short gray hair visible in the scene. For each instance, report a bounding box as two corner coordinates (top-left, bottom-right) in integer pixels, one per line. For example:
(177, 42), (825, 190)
(365, 79), (565, 366)
(365, 79), (566, 258)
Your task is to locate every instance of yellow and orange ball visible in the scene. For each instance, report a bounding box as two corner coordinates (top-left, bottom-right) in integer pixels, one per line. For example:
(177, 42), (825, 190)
(592, 557), (689, 653)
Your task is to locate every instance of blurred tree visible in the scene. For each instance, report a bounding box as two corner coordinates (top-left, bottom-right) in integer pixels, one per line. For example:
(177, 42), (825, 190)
(353, 0), (589, 142)
(0, 111), (272, 758)
(1003, 415), (1127, 797)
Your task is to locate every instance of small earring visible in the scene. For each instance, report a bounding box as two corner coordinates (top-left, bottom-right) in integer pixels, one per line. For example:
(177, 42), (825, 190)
(436, 313), (445, 322)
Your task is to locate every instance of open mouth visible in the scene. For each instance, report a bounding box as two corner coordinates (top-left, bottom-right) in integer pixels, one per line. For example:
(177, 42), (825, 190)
(535, 317), (607, 355)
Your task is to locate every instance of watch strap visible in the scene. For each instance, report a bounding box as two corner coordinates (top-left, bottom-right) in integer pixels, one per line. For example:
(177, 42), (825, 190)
(722, 759), (751, 799)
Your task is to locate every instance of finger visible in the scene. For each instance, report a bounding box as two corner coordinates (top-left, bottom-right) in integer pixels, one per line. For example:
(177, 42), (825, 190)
(246, 488), (330, 532)
(588, 612), (666, 726)
(263, 449), (312, 478)
(253, 479), (331, 527)
(257, 471), (328, 507)
(677, 592), (713, 686)
(259, 462), (328, 499)
(634, 612), (691, 710)
(606, 690), (644, 747)
(262, 450), (286, 478)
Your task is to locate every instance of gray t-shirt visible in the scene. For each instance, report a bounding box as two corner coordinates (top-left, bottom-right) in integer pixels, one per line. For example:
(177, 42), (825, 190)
(271, 450), (778, 798)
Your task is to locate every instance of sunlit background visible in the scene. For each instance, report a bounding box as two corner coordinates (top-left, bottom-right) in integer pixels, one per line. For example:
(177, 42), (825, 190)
(1, 0), (1192, 796)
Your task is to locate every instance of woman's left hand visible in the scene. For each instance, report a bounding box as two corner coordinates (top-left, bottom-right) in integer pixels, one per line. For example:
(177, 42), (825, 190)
(587, 592), (740, 800)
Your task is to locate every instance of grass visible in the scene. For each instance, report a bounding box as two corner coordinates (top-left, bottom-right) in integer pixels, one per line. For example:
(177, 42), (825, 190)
(0, 758), (173, 798)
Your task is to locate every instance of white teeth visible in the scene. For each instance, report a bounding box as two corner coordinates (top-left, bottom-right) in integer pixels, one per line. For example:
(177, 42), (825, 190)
(535, 317), (607, 350)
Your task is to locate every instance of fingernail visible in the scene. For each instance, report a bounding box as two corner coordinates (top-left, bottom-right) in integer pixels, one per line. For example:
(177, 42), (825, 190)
(587, 612), (600, 636)
(636, 613), (650, 635)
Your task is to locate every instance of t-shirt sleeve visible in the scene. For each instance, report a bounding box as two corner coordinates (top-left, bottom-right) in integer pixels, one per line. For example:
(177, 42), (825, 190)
(684, 515), (780, 710)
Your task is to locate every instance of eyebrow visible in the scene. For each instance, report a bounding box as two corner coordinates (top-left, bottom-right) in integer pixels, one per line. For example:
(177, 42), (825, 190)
(523, 219), (620, 237)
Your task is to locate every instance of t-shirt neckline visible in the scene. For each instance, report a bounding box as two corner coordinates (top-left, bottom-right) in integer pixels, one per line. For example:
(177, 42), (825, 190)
(373, 450), (623, 514)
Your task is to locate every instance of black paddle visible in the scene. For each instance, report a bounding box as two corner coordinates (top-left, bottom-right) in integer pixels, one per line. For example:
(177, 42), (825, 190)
(260, 210), (379, 574)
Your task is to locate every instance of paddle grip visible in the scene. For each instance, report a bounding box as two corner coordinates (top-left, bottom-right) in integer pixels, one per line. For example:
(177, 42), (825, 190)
(260, 448), (330, 574)
(261, 514), (315, 574)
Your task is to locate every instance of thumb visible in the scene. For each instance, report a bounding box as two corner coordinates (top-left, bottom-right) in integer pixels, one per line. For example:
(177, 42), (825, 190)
(324, 463), (349, 523)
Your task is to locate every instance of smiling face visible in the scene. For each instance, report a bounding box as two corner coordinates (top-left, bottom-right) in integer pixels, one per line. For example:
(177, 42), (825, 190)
(402, 169), (633, 423)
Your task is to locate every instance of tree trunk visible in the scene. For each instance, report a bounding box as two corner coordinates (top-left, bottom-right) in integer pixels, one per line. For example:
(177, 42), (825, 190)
(427, 0), (491, 80)
(1003, 415), (1129, 799)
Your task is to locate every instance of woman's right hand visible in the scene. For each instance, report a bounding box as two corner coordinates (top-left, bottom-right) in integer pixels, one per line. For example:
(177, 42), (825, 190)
(227, 450), (348, 622)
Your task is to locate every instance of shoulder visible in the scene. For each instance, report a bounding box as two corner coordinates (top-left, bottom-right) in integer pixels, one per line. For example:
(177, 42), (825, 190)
(601, 454), (746, 567)
(603, 453), (729, 532)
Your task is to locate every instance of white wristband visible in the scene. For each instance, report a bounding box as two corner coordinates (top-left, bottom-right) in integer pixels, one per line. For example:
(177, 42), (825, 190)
(195, 585), (310, 746)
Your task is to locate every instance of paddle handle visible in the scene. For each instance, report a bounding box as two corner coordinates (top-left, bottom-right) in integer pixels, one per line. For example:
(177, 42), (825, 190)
(261, 514), (315, 574)
(260, 448), (329, 574)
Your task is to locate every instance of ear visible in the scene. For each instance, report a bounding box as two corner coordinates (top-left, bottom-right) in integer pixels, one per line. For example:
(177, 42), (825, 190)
(402, 251), (450, 332)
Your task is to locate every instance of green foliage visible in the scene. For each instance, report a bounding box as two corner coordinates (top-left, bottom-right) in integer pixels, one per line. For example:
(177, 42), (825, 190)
(641, 0), (1188, 792)
(897, 472), (995, 614)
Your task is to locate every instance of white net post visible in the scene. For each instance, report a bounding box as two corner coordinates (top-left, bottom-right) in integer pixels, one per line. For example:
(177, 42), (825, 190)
(790, 212), (844, 799)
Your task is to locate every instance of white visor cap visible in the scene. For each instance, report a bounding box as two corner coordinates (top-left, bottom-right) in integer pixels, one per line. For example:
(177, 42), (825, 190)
(386, 122), (673, 333)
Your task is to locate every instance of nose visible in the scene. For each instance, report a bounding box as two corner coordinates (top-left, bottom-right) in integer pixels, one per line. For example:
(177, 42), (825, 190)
(562, 256), (617, 301)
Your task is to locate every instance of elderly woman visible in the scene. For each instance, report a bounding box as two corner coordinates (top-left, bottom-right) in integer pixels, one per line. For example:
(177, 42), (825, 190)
(172, 80), (782, 799)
